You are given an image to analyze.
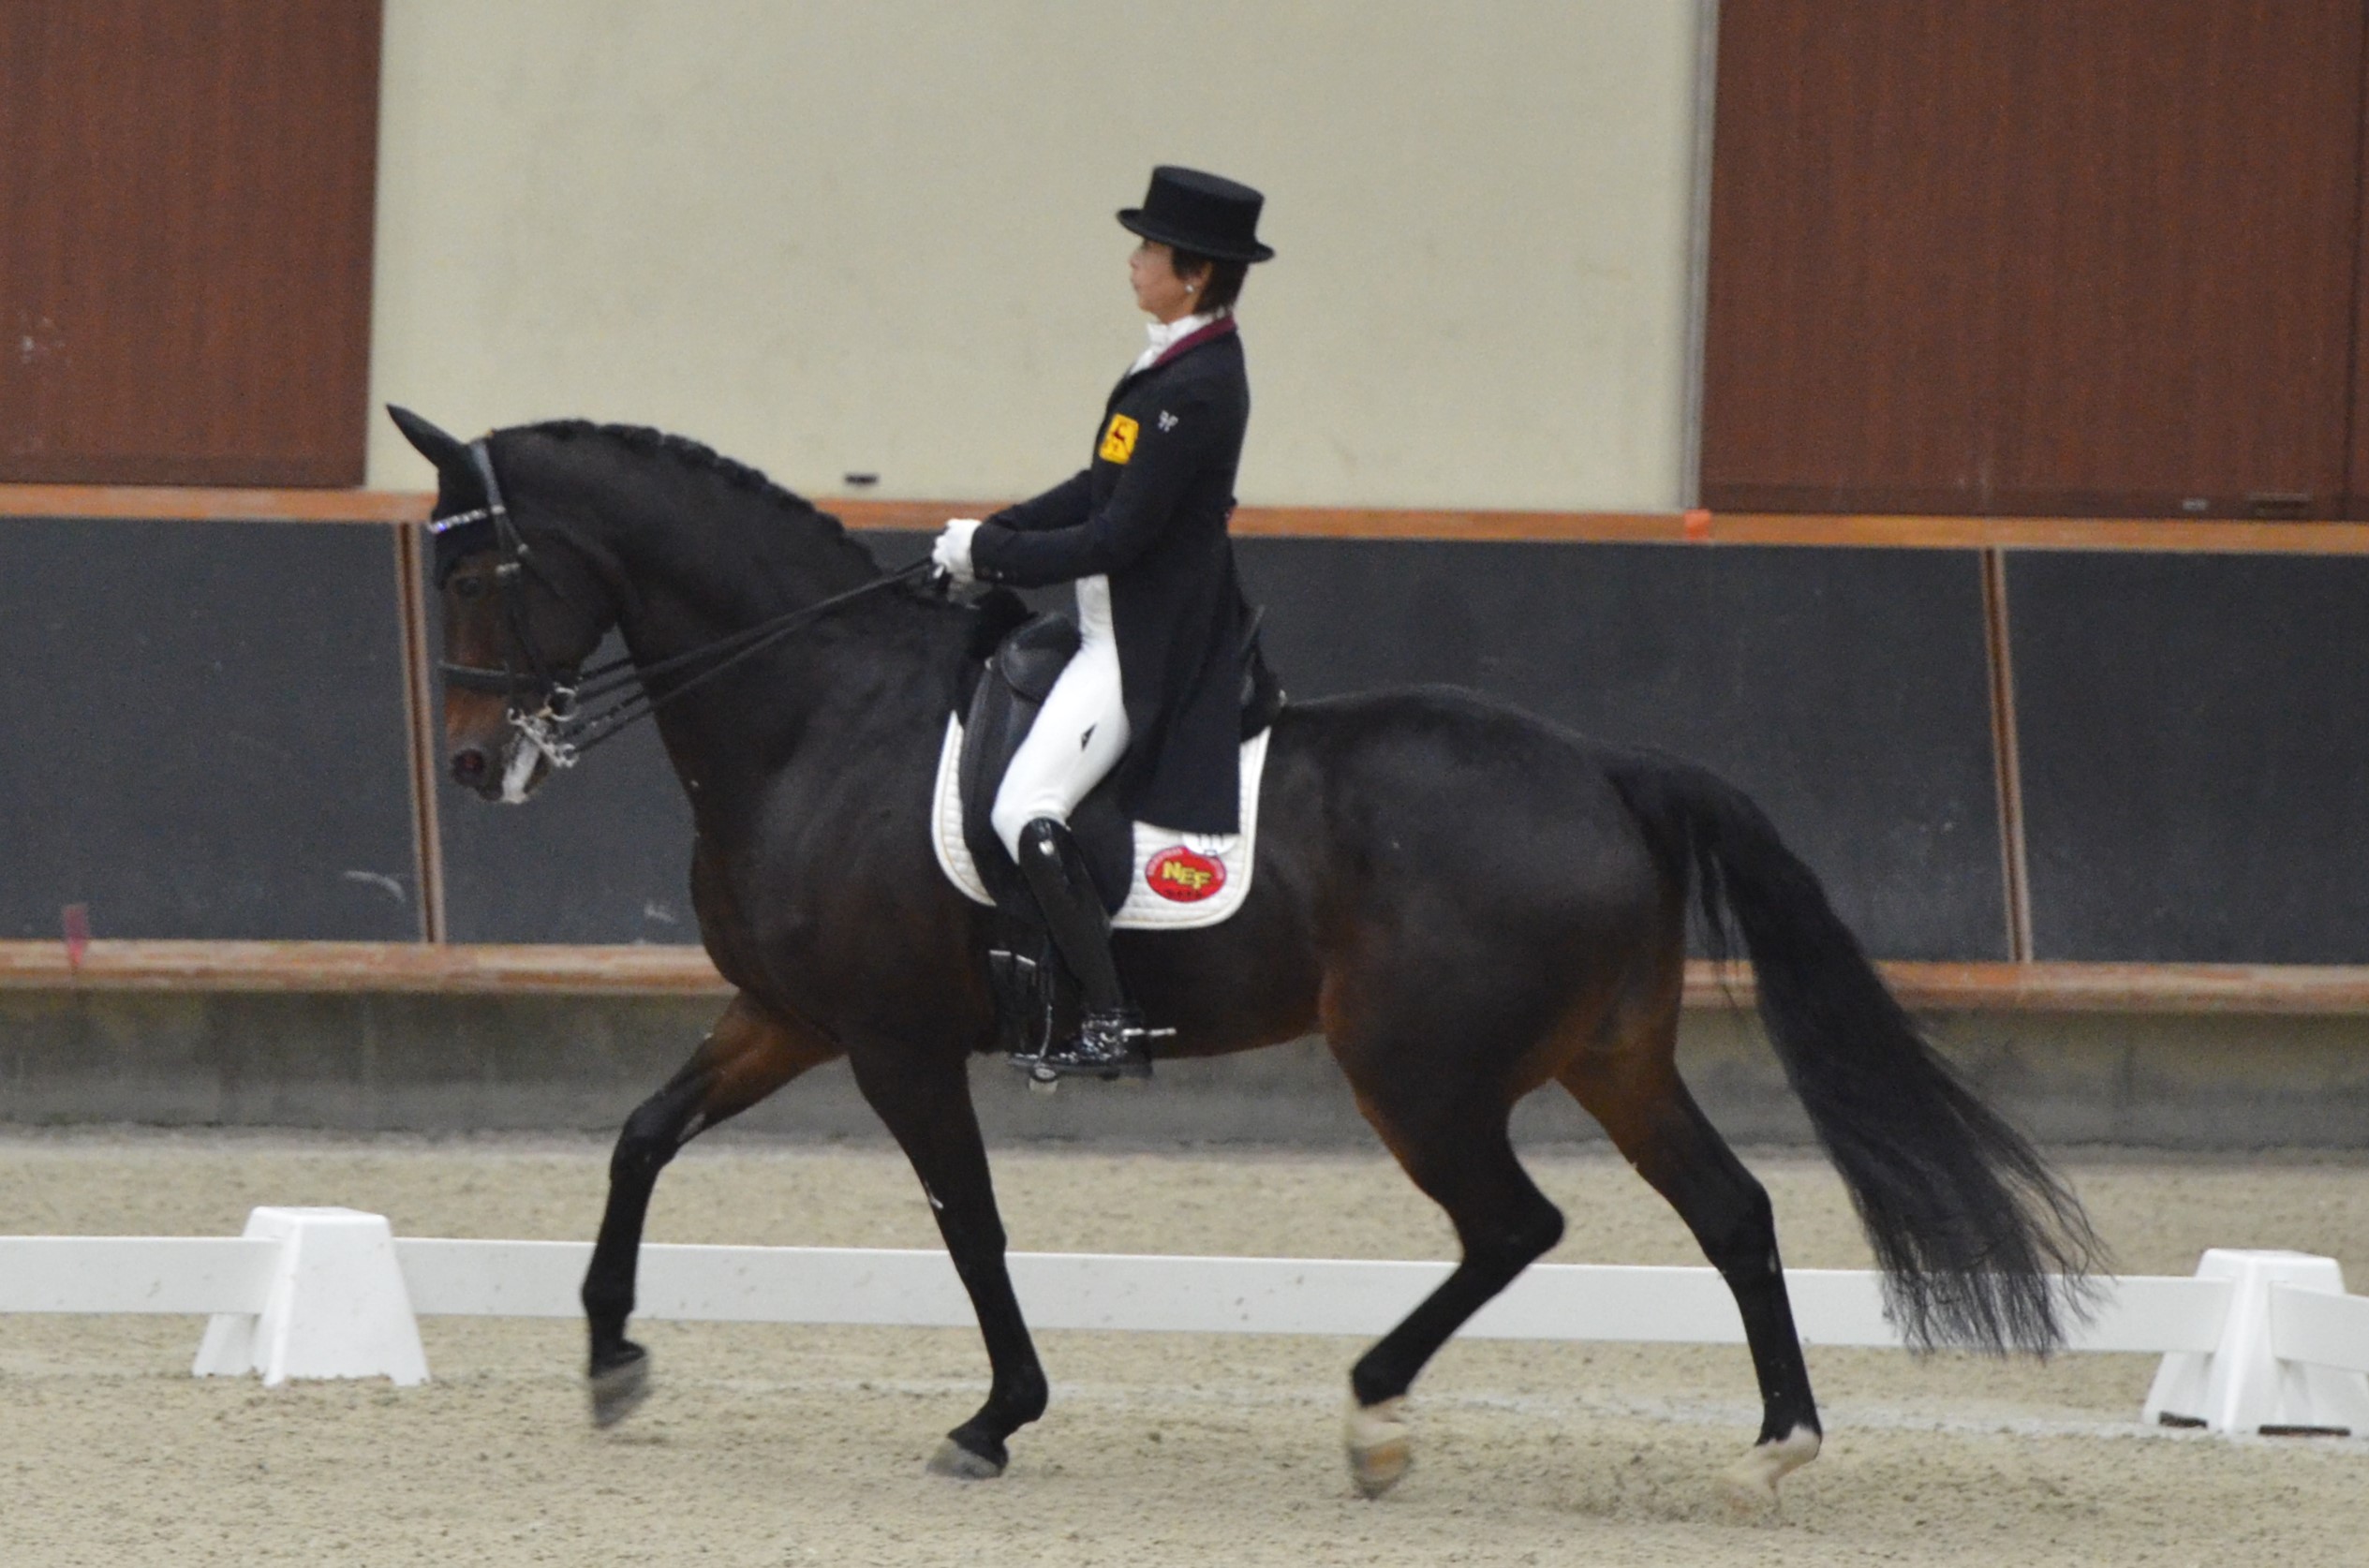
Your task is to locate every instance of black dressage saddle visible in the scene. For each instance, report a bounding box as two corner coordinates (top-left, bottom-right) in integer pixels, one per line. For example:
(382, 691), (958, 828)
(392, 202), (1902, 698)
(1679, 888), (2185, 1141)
(954, 599), (1284, 919)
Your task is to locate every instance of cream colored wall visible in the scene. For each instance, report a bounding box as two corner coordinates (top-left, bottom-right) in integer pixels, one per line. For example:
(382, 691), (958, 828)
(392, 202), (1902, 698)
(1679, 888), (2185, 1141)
(369, 1), (1703, 510)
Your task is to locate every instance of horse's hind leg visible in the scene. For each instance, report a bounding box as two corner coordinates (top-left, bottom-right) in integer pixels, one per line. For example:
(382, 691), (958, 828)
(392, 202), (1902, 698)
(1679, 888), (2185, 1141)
(1561, 1010), (1822, 1506)
(1333, 1070), (1567, 1497)
(581, 992), (841, 1426)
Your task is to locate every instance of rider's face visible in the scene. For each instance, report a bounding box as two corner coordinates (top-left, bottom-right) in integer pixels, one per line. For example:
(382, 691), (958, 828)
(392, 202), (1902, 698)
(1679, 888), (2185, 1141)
(1129, 241), (1203, 324)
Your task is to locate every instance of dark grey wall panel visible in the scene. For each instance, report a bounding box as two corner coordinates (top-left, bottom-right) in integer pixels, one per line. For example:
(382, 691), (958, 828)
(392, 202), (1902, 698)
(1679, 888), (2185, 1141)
(1236, 540), (2008, 961)
(0, 517), (419, 939)
(2010, 553), (2369, 963)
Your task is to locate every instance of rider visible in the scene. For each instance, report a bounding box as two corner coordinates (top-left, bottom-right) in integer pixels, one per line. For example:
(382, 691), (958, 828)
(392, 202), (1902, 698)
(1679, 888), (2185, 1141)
(932, 166), (1274, 1078)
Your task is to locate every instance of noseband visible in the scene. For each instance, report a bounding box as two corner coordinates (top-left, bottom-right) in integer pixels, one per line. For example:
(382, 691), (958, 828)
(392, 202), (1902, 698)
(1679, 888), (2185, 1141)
(431, 438), (930, 773)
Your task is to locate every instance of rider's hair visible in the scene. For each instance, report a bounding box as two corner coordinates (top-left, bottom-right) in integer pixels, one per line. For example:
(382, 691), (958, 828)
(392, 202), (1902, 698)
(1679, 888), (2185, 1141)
(1170, 248), (1248, 314)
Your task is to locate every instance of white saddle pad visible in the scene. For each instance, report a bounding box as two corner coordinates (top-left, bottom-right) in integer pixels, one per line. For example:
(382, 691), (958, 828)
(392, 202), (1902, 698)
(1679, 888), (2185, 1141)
(930, 715), (1271, 931)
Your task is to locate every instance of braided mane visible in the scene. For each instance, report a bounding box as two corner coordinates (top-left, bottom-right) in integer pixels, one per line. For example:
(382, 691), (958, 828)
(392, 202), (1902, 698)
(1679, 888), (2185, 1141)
(516, 419), (873, 566)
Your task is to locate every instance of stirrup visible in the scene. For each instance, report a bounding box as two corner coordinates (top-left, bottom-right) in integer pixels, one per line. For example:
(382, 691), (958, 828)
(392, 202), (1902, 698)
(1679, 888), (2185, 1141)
(1012, 1007), (1169, 1084)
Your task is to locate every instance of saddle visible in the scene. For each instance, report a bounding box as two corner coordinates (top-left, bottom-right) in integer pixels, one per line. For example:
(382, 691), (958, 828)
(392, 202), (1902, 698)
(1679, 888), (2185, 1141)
(952, 596), (1284, 919)
(946, 593), (1282, 1062)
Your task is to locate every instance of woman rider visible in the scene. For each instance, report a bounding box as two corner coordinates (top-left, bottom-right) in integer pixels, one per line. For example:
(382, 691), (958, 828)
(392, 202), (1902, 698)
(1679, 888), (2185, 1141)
(932, 166), (1274, 1079)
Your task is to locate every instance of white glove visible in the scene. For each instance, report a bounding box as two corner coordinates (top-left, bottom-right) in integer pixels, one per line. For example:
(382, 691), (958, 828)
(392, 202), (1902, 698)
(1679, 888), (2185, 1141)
(932, 517), (983, 584)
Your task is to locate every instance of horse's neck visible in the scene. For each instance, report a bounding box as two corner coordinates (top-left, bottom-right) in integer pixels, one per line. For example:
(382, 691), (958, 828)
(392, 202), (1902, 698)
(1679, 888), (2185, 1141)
(586, 499), (947, 838)
(600, 496), (874, 670)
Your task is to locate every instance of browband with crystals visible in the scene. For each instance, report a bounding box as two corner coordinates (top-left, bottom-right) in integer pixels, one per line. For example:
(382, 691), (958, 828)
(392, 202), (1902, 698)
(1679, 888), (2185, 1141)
(429, 440), (520, 584)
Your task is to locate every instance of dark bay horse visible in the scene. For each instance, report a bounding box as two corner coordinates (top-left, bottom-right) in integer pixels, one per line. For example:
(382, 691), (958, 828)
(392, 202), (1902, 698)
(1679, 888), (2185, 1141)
(392, 408), (2099, 1504)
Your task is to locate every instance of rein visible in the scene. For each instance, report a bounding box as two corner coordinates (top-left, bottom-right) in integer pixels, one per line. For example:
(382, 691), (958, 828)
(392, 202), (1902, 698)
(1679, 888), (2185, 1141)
(434, 437), (931, 773)
(530, 561), (933, 767)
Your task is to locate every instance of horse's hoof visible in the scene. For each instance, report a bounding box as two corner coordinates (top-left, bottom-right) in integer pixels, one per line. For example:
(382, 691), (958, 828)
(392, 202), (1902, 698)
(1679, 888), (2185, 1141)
(926, 1436), (1007, 1480)
(1716, 1424), (1820, 1512)
(588, 1344), (652, 1429)
(1344, 1396), (1411, 1498)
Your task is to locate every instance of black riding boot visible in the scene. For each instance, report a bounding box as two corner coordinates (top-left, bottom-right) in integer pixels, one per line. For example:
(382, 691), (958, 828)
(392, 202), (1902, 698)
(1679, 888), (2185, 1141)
(1011, 816), (1155, 1081)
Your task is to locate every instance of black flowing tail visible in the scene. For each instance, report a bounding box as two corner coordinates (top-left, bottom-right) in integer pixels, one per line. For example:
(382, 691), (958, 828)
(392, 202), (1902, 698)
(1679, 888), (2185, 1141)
(1610, 754), (2105, 1354)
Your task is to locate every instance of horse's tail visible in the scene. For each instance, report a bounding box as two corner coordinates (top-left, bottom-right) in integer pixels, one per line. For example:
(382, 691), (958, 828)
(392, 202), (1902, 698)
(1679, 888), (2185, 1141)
(1607, 752), (2104, 1354)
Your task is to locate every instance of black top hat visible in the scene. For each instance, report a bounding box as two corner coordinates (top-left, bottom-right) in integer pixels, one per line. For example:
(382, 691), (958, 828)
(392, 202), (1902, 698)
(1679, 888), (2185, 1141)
(1118, 166), (1275, 264)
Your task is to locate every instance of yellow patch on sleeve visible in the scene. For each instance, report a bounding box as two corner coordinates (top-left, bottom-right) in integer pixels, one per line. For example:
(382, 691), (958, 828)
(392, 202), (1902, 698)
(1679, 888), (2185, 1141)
(1098, 413), (1139, 465)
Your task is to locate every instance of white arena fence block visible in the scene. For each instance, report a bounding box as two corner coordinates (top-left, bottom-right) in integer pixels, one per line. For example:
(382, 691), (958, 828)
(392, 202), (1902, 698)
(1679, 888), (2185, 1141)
(393, 1238), (586, 1319)
(393, 1239), (982, 1325)
(0, 1236), (276, 1315)
(8, 1218), (2367, 1437)
(2143, 1250), (2369, 1436)
(389, 1248), (2226, 1353)
(2271, 1284), (2369, 1378)
(396, 1248), (1825, 1340)
(1016, 1253), (1446, 1338)
(191, 1208), (429, 1388)
(2064, 1274), (2231, 1355)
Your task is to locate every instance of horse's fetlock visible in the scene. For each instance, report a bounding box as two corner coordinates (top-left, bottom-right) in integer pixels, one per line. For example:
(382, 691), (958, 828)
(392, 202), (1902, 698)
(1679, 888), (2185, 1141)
(999, 1366), (1050, 1425)
(1350, 1359), (1409, 1410)
(582, 1280), (634, 1331)
(1759, 1405), (1822, 1446)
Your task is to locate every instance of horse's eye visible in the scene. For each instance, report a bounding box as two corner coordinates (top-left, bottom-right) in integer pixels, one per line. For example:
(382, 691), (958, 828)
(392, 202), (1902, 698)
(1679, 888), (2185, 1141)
(453, 576), (486, 600)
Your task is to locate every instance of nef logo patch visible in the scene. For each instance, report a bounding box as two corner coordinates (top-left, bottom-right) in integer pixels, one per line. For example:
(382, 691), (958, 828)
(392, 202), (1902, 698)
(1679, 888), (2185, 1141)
(1099, 413), (1139, 464)
(1146, 845), (1225, 902)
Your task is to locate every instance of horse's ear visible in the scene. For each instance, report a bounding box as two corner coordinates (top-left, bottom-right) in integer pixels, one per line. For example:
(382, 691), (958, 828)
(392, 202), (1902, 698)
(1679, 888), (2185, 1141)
(386, 405), (469, 474)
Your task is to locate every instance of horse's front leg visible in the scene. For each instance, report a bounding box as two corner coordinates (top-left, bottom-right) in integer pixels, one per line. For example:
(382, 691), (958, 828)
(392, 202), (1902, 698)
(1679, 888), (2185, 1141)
(845, 1038), (1048, 1478)
(581, 991), (841, 1425)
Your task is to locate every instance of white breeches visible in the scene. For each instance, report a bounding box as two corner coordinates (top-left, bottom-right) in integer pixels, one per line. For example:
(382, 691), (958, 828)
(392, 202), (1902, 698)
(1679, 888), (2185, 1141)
(992, 574), (1131, 859)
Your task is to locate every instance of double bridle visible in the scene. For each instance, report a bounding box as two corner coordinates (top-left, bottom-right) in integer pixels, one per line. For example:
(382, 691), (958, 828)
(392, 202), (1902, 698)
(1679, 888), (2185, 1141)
(432, 438), (929, 775)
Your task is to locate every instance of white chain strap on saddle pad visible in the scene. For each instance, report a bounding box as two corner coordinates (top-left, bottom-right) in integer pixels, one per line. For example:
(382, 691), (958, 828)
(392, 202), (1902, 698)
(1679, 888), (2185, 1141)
(930, 715), (1271, 931)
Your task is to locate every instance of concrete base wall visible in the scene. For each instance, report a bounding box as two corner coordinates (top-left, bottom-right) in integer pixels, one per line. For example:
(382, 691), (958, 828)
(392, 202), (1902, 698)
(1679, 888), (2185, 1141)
(6, 991), (2368, 1149)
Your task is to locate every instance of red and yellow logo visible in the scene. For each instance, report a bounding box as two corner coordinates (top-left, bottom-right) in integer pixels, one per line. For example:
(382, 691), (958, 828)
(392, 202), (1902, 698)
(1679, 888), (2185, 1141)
(1146, 845), (1226, 903)
(1098, 413), (1139, 465)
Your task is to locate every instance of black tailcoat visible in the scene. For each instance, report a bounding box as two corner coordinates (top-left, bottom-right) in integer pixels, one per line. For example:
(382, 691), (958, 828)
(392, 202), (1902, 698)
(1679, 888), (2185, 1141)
(970, 324), (1254, 833)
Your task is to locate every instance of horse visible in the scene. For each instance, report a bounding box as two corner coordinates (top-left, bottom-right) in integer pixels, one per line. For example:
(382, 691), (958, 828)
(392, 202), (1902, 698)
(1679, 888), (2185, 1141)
(391, 407), (2101, 1504)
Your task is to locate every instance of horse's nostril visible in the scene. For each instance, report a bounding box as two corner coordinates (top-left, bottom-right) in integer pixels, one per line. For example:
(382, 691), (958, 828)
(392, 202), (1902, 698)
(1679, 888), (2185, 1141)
(451, 748), (488, 784)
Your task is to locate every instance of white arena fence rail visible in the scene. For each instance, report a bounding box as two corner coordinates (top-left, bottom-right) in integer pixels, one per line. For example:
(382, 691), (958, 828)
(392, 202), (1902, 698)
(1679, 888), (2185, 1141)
(3, 1206), (2365, 1439)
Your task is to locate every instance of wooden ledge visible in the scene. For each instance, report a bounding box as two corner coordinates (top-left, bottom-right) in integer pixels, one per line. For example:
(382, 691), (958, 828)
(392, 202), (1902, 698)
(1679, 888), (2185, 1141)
(1683, 961), (2369, 1014)
(694, 500), (2369, 555)
(7, 485), (2369, 554)
(0, 941), (733, 996)
(7, 943), (2369, 1013)
(1695, 513), (2369, 555)
(0, 484), (430, 524)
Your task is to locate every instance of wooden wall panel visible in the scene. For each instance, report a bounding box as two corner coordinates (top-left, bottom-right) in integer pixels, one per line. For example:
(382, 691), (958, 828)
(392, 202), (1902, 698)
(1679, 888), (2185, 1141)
(2352, 16), (2369, 518)
(1704, 1), (2367, 518)
(0, 2), (382, 486)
